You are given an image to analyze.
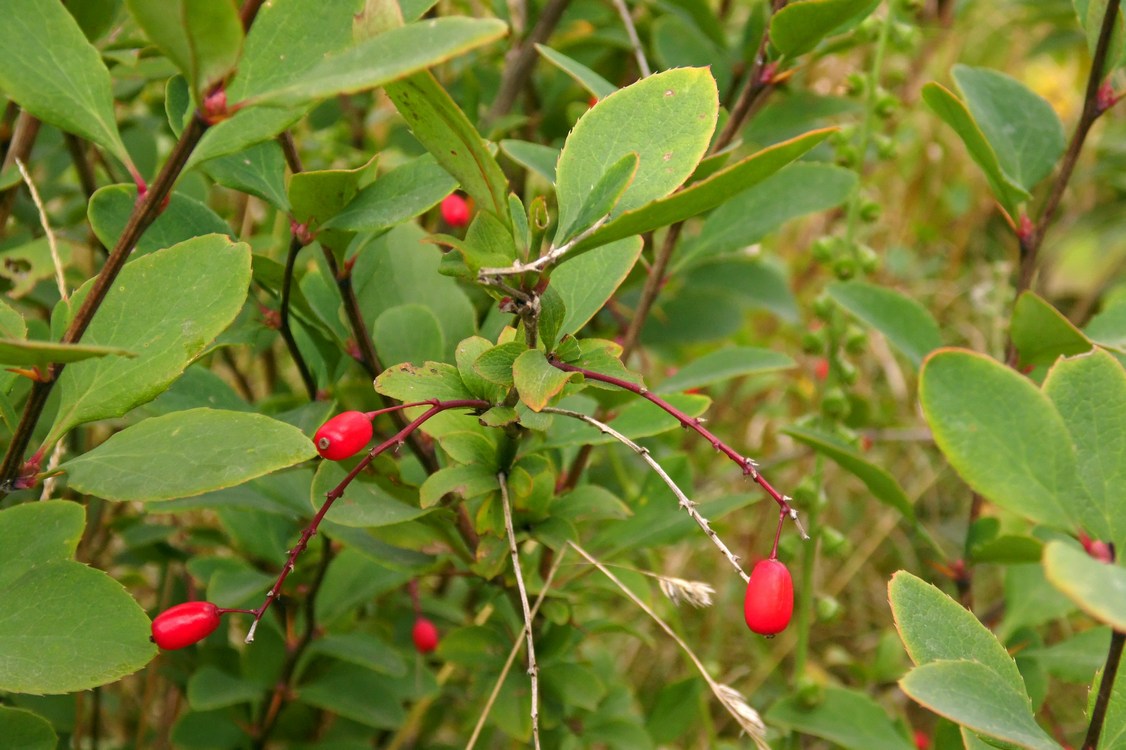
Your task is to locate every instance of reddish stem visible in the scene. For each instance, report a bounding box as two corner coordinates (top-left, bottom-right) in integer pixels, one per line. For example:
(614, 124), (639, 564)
(243, 399), (488, 642)
(549, 357), (796, 516)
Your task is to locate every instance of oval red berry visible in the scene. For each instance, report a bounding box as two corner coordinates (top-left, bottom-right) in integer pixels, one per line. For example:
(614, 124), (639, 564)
(151, 601), (221, 650)
(412, 617), (440, 654)
(744, 558), (794, 636)
(440, 194), (470, 227)
(313, 411), (373, 461)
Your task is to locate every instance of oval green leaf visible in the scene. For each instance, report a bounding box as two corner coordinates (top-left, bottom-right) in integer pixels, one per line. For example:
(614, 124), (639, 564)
(828, 280), (942, 368)
(63, 408), (316, 501)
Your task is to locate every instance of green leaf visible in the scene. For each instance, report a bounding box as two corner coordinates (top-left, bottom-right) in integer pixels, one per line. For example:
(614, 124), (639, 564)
(311, 461), (431, 527)
(0, 500), (84, 590)
(900, 660), (1061, 750)
(290, 158), (380, 253)
(325, 154), (458, 231)
(126, 0), (243, 96)
(922, 82), (1029, 215)
(455, 336), (508, 402)
(88, 185), (234, 257)
(1041, 349), (1126, 547)
(373, 304), (445, 367)
(538, 285), (567, 352)
(1086, 300), (1126, 349)
(656, 347), (795, 393)
(1010, 292), (1093, 366)
(1043, 541), (1126, 630)
(827, 281), (943, 368)
(386, 72), (510, 220)
(889, 571), (1027, 686)
(296, 663), (406, 729)
(0, 707), (56, 750)
(473, 341), (529, 387)
(420, 464), (499, 508)
(544, 393), (710, 448)
(953, 65), (1065, 192)
(555, 68), (718, 245)
(305, 632), (407, 677)
(1076, 0), (1126, 71)
(200, 141), (291, 210)
(535, 44), (617, 99)
(552, 237), (644, 335)
(499, 140), (559, 183)
(784, 425), (914, 520)
(770, 0), (876, 57)
(766, 686), (915, 750)
(249, 18), (506, 106)
(63, 408), (316, 501)
(919, 349), (1092, 534)
(0, 0), (130, 164)
(513, 349), (575, 412)
(683, 160), (856, 264)
(0, 238), (76, 299)
(374, 361), (476, 403)
(567, 127), (833, 255)
(50, 235), (251, 441)
(558, 152), (639, 243)
(0, 339), (135, 367)
(186, 666), (263, 712)
(0, 299), (27, 340)
(0, 560), (156, 694)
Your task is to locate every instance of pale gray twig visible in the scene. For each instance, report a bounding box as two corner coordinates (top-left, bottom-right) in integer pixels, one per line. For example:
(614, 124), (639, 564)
(543, 407), (750, 582)
(569, 542), (769, 748)
(15, 158), (67, 302)
(477, 214), (609, 280)
(609, 0), (650, 77)
(498, 472), (540, 749)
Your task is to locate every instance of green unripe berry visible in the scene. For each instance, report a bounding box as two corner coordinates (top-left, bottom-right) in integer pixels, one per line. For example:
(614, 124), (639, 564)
(835, 143), (859, 168)
(816, 595), (843, 622)
(875, 89), (898, 119)
(836, 360), (859, 386)
(821, 526), (851, 557)
(795, 674), (825, 709)
(811, 236), (836, 263)
(801, 330), (825, 354)
(857, 244), (880, 274)
(859, 200), (881, 223)
(844, 73), (867, 97)
(822, 387), (849, 419)
(832, 256), (857, 280)
(811, 295), (835, 321)
(844, 326), (868, 354)
(874, 134), (897, 160)
(792, 478), (819, 507)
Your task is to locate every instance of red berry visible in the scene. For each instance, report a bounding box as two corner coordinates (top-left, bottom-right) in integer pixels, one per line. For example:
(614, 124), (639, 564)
(744, 558), (794, 636)
(440, 194), (471, 227)
(813, 358), (830, 381)
(914, 729), (930, 750)
(412, 617), (440, 654)
(313, 411), (373, 461)
(151, 601), (221, 650)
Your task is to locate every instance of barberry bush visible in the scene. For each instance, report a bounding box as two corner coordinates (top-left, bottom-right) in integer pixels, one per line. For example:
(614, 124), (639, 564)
(3, 0), (1126, 748)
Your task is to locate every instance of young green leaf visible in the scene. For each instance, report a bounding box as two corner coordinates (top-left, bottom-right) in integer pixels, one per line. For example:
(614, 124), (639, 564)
(557, 152), (639, 243)
(656, 347), (795, 393)
(535, 44), (617, 100)
(88, 185), (234, 257)
(1010, 291), (1093, 366)
(552, 237), (644, 335)
(126, 0), (244, 97)
(374, 361), (477, 402)
(770, 0), (876, 58)
(325, 154), (458, 232)
(766, 686), (916, 750)
(0, 707), (56, 750)
(372, 305), (446, 367)
(513, 349), (576, 412)
(0, 339), (135, 367)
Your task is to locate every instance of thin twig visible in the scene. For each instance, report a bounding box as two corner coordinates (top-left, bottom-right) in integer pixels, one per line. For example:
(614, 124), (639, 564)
(486, 0), (572, 124)
(1085, 630), (1126, 750)
(497, 472), (540, 749)
(15, 157), (67, 302)
(466, 551), (564, 749)
(251, 534), (334, 748)
(543, 406), (751, 580)
(477, 215), (609, 280)
(568, 542), (770, 748)
(278, 235), (317, 399)
(1015, 0), (1122, 301)
(0, 111), (41, 236)
(548, 358), (807, 539)
(609, 0), (650, 78)
(244, 399), (489, 643)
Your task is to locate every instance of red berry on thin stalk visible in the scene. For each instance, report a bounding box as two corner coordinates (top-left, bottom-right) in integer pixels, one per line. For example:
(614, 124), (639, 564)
(441, 193), (471, 227)
(151, 601), (222, 650)
(744, 558), (794, 636)
(313, 411), (374, 461)
(412, 617), (440, 654)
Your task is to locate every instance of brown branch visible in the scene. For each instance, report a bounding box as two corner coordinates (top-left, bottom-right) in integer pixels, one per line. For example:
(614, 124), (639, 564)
(278, 236), (318, 400)
(0, 113), (210, 493)
(486, 0), (572, 125)
(0, 110), (41, 236)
